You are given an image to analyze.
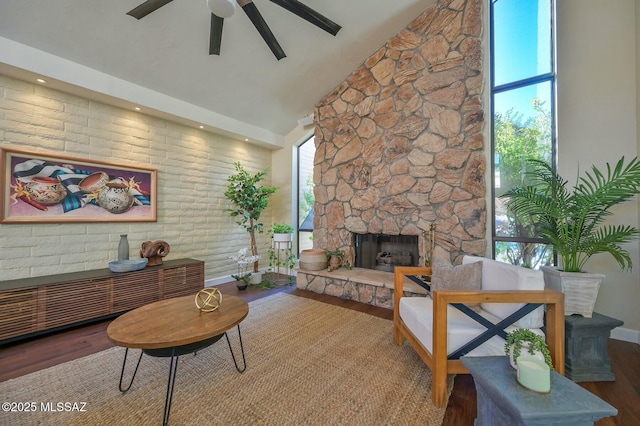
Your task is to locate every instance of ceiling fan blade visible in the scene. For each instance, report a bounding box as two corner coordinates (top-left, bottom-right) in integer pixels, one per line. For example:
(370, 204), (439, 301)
(240, 1), (286, 60)
(127, 0), (175, 20)
(269, 0), (341, 36)
(209, 14), (224, 55)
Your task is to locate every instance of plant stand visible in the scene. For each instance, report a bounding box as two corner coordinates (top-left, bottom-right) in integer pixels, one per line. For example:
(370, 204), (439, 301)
(564, 312), (623, 382)
(271, 239), (293, 285)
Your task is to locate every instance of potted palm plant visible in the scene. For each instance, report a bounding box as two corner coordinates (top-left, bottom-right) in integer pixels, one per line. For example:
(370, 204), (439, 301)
(501, 156), (640, 317)
(225, 162), (278, 282)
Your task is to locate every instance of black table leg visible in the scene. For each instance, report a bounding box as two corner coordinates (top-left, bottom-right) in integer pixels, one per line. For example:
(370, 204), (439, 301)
(163, 347), (179, 426)
(118, 329), (244, 426)
(118, 348), (144, 393)
(225, 324), (247, 373)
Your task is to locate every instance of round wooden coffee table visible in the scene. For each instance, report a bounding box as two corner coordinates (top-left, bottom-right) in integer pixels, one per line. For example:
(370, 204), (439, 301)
(107, 294), (249, 426)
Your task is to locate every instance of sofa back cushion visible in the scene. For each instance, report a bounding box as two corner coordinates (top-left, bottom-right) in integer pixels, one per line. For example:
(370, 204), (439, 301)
(432, 259), (483, 312)
(462, 255), (545, 328)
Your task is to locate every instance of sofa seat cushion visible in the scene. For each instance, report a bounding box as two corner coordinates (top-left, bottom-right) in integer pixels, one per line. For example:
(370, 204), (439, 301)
(399, 296), (544, 357)
(462, 255), (545, 328)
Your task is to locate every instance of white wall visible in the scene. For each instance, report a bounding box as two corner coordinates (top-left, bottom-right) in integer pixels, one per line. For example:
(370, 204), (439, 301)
(557, 0), (640, 335)
(0, 74), (274, 283)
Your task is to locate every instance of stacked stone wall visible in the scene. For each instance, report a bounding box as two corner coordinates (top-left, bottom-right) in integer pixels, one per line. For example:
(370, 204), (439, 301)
(313, 0), (486, 265)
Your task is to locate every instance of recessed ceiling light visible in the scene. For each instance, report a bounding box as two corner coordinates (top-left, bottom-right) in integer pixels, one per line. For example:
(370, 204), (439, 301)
(36, 78), (46, 84)
(244, 138), (249, 142)
(134, 107), (141, 111)
(199, 125), (204, 129)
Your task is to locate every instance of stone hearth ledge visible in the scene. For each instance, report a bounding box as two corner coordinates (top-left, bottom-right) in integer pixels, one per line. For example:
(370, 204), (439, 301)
(296, 267), (427, 309)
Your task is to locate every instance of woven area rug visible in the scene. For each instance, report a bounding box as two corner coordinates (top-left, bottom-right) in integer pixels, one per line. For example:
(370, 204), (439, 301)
(0, 293), (450, 425)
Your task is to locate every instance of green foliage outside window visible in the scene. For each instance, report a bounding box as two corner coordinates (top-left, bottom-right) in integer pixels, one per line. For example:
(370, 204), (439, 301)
(299, 174), (315, 226)
(495, 99), (552, 268)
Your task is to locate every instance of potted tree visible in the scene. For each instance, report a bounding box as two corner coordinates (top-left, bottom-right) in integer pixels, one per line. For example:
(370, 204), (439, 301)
(225, 162), (278, 284)
(501, 157), (640, 317)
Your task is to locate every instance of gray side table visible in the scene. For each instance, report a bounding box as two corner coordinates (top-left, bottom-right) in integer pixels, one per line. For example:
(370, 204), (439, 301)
(565, 312), (624, 382)
(462, 356), (617, 426)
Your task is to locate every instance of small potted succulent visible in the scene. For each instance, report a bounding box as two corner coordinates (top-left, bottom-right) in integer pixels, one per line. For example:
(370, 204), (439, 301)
(229, 247), (260, 290)
(504, 328), (553, 370)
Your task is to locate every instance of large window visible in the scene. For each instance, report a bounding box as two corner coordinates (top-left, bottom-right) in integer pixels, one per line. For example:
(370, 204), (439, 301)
(297, 136), (315, 255)
(491, 0), (556, 268)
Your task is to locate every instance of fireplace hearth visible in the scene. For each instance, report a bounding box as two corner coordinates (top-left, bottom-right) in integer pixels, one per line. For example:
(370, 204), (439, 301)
(354, 233), (419, 272)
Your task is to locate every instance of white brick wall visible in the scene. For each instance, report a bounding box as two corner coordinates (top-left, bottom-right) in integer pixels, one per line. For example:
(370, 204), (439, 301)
(0, 75), (275, 281)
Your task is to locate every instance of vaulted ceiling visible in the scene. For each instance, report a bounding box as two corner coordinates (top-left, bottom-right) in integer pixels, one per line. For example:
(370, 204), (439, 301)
(0, 0), (434, 147)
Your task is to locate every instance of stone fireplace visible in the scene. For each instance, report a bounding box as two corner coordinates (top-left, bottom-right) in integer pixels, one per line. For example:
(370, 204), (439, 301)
(297, 0), (487, 308)
(354, 233), (419, 271)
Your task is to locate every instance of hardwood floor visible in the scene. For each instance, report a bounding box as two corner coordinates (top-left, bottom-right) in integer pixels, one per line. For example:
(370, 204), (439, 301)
(1, 284), (637, 425)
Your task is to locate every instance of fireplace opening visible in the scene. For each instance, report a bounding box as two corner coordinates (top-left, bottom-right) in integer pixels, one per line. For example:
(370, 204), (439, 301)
(354, 234), (419, 272)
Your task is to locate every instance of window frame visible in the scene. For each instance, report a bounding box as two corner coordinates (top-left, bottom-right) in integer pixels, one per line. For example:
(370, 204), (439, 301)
(295, 134), (315, 256)
(490, 0), (558, 263)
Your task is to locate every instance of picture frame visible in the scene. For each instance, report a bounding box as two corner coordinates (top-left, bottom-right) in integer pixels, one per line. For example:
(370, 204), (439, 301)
(1, 147), (157, 223)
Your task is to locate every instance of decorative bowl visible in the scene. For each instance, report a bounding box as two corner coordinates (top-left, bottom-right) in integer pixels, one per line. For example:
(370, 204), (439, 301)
(109, 259), (148, 273)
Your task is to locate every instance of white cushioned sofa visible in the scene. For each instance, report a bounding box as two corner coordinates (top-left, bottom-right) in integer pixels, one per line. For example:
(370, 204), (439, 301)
(393, 256), (565, 408)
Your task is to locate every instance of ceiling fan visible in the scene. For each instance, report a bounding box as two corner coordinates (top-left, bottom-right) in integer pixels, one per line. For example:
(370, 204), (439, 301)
(126, 0), (341, 60)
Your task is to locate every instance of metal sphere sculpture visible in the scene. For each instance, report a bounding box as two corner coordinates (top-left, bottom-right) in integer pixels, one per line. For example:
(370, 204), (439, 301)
(194, 288), (223, 312)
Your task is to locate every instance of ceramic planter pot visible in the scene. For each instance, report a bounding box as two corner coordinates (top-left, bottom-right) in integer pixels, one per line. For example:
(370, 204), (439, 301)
(507, 342), (546, 370)
(541, 266), (605, 318)
(328, 255), (343, 271)
(249, 271), (263, 285)
(273, 233), (292, 243)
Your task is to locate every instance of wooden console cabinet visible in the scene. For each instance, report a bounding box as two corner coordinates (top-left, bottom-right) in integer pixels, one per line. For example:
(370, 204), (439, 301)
(0, 258), (204, 343)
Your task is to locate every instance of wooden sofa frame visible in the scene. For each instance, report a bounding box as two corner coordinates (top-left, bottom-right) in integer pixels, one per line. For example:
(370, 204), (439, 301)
(393, 266), (565, 408)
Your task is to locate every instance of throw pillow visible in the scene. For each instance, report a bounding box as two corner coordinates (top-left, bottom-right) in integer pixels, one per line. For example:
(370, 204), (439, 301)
(431, 259), (483, 312)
